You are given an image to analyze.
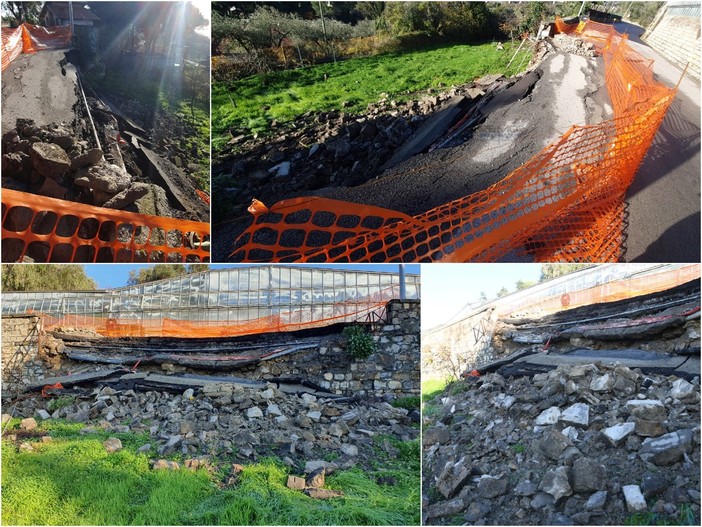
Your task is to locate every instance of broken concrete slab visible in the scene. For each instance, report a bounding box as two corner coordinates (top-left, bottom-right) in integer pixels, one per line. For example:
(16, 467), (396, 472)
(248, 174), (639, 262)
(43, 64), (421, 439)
(30, 142), (71, 179)
(381, 95), (470, 171)
(74, 163), (131, 194)
(137, 146), (209, 222)
(102, 182), (151, 210)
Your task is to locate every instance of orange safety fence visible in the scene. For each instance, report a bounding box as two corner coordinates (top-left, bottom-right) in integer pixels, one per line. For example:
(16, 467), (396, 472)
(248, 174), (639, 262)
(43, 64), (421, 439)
(230, 20), (676, 263)
(496, 263), (701, 317)
(2, 189), (210, 263)
(38, 288), (399, 339)
(1, 27), (23, 72)
(1, 23), (71, 72)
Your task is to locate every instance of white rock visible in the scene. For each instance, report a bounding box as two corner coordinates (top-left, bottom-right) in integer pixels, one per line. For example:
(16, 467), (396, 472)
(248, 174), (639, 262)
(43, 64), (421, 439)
(562, 426), (579, 442)
(603, 422), (636, 446)
(266, 404), (283, 417)
(306, 410), (322, 421)
(670, 378), (695, 399)
(622, 485), (647, 512)
(246, 407), (263, 418)
(535, 406), (561, 425)
(494, 393), (516, 409)
(36, 409), (51, 420)
(560, 402), (590, 427)
(182, 388), (194, 399)
(590, 374), (614, 392)
(340, 444), (358, 456)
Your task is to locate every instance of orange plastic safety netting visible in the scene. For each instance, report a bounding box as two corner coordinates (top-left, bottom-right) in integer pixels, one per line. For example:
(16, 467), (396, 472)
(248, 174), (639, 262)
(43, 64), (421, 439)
(1, 23), (71, 71)
(38, 290), (397, 339)
(230, 20), (676, 263)
(2, 188), (210, 263)
(496, 263), (701, 317)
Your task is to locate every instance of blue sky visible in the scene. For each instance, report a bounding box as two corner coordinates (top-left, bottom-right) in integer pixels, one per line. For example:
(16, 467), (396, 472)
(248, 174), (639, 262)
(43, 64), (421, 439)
(421, 264), (543, 330)
(85, 264), (420, 289)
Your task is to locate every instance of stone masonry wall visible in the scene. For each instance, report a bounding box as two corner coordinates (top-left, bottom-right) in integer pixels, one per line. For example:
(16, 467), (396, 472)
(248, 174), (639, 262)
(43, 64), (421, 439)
(644, 11), (701, 80)
(1, 315), (45, 397)
(239, 300), (421, 397)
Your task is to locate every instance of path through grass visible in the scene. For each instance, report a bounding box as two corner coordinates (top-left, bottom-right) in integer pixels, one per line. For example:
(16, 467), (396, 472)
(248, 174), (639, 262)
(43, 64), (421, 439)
(2, 418), (419, 525)
(212, 41), (533, 152)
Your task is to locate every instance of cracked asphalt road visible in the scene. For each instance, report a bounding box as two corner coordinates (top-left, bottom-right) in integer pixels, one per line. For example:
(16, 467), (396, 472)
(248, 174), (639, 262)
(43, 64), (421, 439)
(1, 49), (78, 133)
(312, 52), (610, 217)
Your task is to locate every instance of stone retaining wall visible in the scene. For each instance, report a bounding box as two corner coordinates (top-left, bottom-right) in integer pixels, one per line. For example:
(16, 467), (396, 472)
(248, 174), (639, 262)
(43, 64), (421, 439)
(1, 314), (45, 396)
(241, 300), (421, 397)
(644, 7), (701, 80)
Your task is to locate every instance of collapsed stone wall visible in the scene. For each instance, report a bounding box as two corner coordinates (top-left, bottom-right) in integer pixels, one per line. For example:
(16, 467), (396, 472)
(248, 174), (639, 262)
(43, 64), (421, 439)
(423, 363), (701, 526)
(1, 315), (45, 396)
(239, 300), (421, 397)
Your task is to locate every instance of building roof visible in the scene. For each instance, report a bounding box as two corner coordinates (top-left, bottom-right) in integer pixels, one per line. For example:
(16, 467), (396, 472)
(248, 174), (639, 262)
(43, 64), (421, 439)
(41, 2), (102, 23)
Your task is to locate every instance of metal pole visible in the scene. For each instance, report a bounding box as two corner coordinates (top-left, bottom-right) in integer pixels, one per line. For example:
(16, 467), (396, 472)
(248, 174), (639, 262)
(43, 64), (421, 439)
(318, 1), (333, 63)
(577, 1), (586, 17)
(68, 1), (75, 40)
(399, 264), (406, 300)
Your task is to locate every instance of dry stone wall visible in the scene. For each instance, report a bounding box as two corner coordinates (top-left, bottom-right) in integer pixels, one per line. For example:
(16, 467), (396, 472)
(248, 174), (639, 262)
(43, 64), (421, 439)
(241, 300), (421, 397)
(1, 314), (45, 396)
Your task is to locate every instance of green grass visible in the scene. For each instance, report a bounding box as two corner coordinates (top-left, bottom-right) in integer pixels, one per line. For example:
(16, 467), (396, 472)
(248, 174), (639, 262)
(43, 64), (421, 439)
(625, 504), (698, 526)
(212, 40), (533, 153)
(421, 376), (451, 404)
(2, 420), (419, 526)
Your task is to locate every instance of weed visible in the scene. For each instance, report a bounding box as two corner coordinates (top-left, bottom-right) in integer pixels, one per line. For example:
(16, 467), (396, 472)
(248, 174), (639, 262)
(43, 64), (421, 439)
(511, 444), (526, 454)
(392, 396), (420, 410)
(342, 325), (377, 360)
(324, 451), (340, 462)
(449, 381), (470, 396)
(47, 396), (76, 413)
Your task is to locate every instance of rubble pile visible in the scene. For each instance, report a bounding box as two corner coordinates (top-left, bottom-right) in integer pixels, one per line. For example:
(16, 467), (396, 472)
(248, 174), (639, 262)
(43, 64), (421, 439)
(214, 77), (505, 222)
(1, 118), (153, 212)
(423, 363), (700, 525)
(4, 381), (419, 473)
(552, 34), (596, 58)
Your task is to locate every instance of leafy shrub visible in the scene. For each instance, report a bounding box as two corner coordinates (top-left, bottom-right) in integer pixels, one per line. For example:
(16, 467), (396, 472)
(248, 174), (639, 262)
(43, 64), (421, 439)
(342, 325), (377, 359)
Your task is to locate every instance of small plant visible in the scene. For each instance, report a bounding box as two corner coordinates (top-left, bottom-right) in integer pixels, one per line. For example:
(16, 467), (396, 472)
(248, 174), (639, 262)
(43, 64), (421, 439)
(511, 443), (526, 454)
(47, 396), (76, 413)
(392, 396), (420, 410)
(342, 325), (377, 359)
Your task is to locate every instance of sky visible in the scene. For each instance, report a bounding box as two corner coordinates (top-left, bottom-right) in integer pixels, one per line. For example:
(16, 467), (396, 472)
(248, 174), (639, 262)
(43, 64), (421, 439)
(85, 264), (420, 289)
(421, 264), (543, 330)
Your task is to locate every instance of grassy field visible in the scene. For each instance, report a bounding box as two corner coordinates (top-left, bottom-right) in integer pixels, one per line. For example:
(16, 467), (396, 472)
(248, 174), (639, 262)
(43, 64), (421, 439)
(2, 418), (419, 525)
(212, 40), (533, 153)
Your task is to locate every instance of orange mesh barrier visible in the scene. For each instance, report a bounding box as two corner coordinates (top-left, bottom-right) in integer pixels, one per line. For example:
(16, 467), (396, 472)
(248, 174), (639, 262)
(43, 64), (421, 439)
(1, 23), (71, 72)
(20, 23), (71, 53)
(1, 27), (23, 72)
(2, 189), (210, 263)
(39, 290), (397, 339)
(497, 264), (701, 317)
(230, 21), (676, 263)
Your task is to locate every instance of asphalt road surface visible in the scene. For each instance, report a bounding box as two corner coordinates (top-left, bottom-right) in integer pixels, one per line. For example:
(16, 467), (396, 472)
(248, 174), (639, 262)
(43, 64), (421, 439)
(615, 22), (701, 263)
(314, 51), (611, 217)
(1, 49), (78, 133)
